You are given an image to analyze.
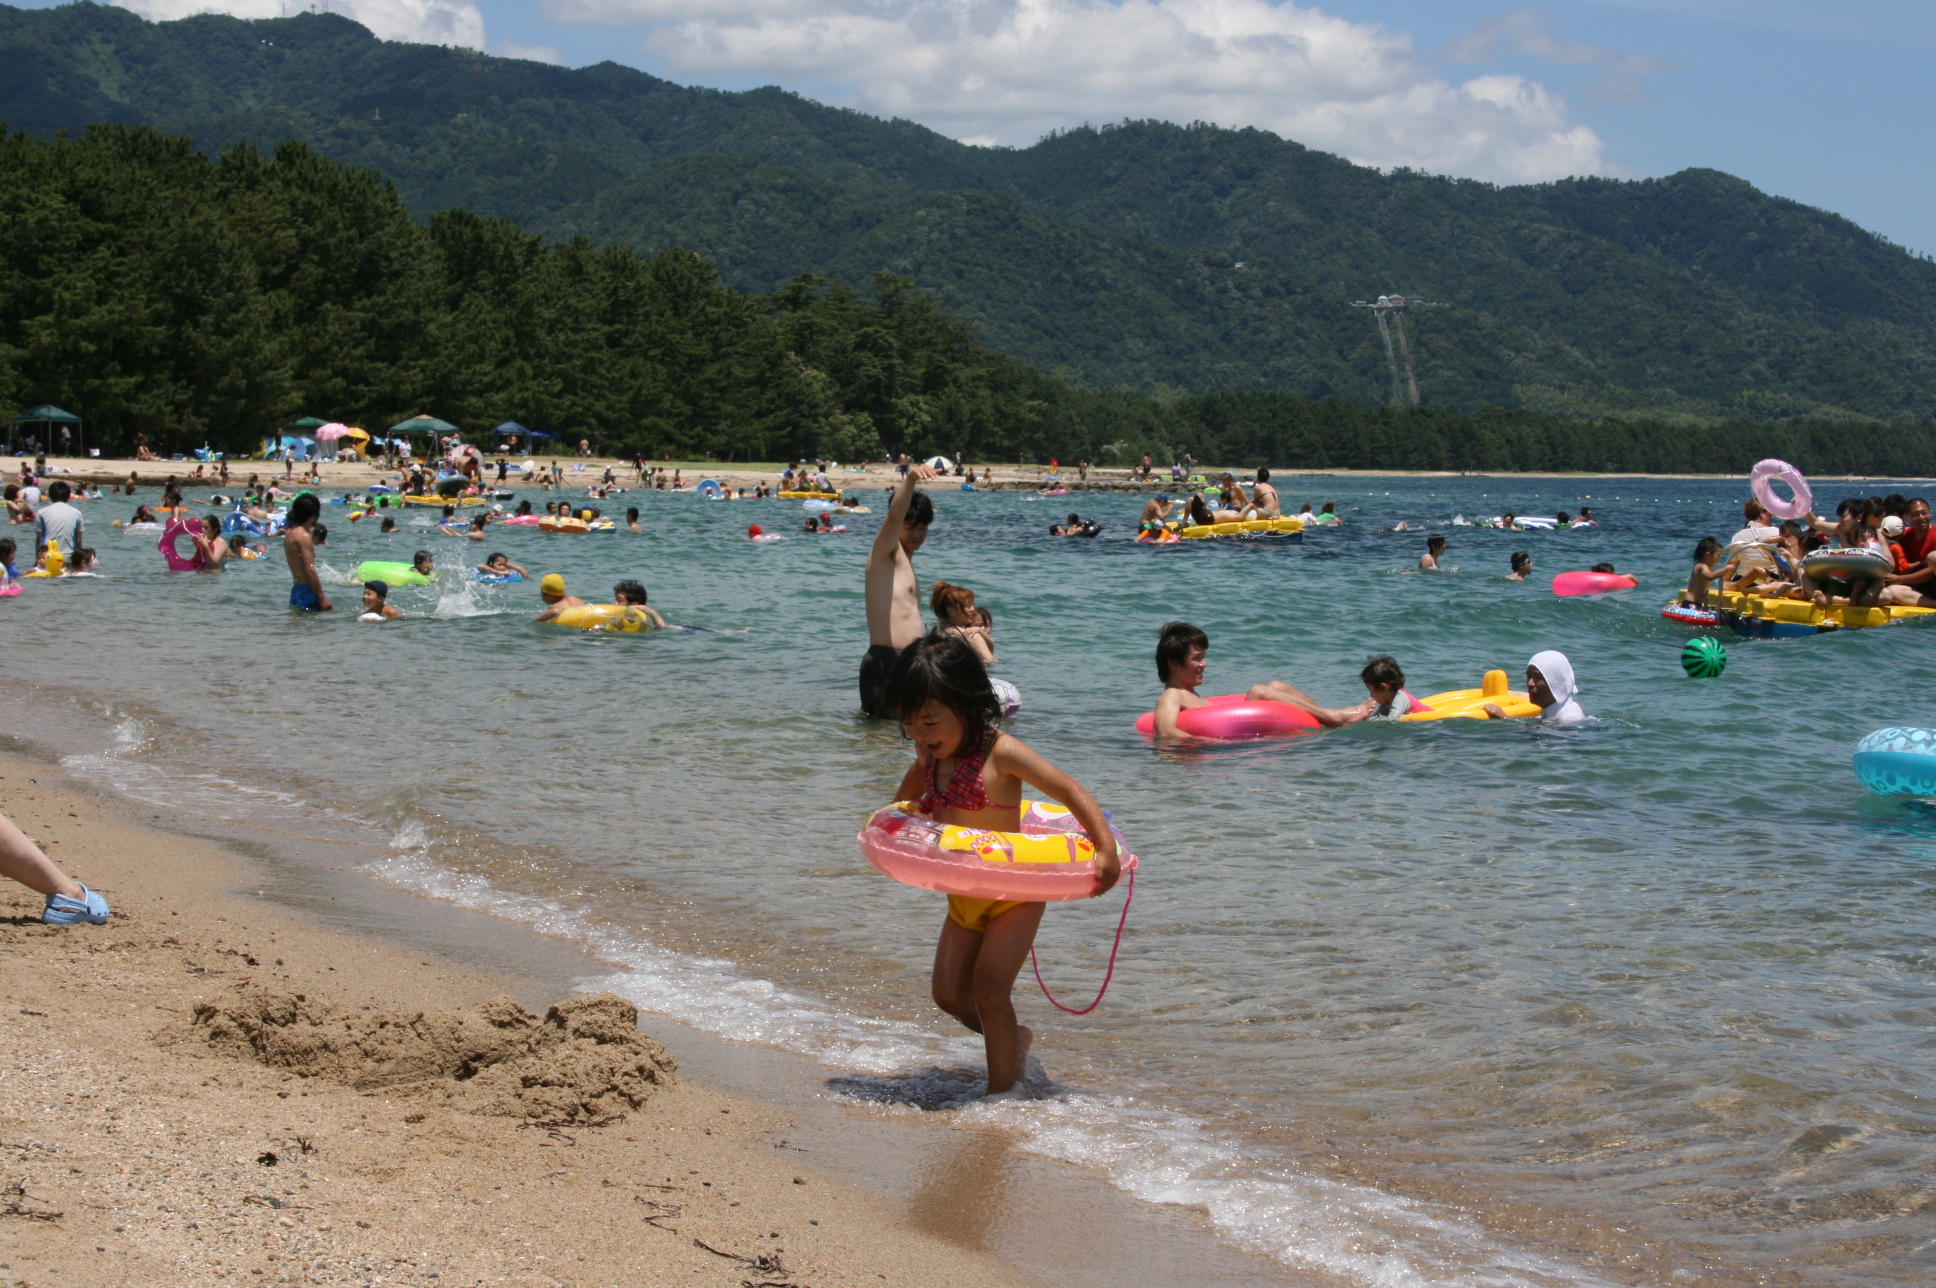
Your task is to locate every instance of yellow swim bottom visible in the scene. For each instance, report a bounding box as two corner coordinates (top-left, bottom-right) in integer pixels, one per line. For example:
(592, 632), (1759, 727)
(947, 895), (1028, 933)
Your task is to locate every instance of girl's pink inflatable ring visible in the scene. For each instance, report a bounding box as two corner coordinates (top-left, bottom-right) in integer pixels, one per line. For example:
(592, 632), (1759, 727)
(857, 800), (1136, 901)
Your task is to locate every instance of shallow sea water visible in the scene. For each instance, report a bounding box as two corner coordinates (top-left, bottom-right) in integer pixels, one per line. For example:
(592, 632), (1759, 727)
(5, 475), (1935, 1286)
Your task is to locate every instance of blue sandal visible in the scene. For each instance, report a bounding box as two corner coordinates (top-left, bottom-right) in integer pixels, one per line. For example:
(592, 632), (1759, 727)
(42, 885), (109, 925)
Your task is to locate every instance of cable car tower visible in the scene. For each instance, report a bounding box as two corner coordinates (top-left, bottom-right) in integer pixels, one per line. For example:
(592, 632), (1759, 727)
(1352, 294), (1445, 406)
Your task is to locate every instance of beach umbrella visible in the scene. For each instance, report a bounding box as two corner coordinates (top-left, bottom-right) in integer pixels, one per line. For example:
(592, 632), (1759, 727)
(314, 423), (352, 441)
(925, 455), (953, 471)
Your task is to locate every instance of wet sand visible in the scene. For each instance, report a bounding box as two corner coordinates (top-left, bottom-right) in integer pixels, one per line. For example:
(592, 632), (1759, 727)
(0, 753), (1035, 1288)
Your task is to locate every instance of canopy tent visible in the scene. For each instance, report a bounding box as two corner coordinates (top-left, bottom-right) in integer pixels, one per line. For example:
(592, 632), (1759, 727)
(526, 430), (554, 440)
(390, 415), (459, 436)
(286, 416), (328, 432)
(10, 404), (82, 458)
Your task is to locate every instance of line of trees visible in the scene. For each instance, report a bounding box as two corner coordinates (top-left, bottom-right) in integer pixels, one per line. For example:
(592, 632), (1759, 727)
(4, 124), (1934, 477)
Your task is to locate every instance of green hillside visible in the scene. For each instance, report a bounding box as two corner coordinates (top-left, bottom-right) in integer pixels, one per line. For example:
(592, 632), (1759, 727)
(4, 2), (1935, 421)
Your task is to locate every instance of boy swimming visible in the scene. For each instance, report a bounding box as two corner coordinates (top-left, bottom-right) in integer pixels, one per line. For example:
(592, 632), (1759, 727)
(1151, 623), (1409, 736)
(612, 579), (669, 629)
(884, 629), (1120, 1096)
(359, 581), (402, 620)
(534, 573), (585, 622)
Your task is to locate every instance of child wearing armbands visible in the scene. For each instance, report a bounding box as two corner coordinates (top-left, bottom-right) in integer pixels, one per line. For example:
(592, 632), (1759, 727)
(883, 630), (1121, 1097)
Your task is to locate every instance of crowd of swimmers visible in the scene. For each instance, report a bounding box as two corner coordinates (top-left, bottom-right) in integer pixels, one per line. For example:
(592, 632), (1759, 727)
(1684, 494), (1936, 610)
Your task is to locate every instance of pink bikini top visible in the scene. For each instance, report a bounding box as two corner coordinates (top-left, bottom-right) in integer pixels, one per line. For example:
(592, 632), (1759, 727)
(920, 731), (995, 814)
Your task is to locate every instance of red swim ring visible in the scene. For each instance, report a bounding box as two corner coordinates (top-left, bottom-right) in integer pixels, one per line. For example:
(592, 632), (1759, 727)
(1552, 570), (1636, 597)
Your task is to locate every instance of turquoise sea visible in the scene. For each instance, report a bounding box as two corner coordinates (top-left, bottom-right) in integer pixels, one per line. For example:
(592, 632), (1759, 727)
(5, 474), (1934, 1287)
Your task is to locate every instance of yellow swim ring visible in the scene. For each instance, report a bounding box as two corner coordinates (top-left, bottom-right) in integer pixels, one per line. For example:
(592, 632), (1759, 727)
(552, 603), (656, 632)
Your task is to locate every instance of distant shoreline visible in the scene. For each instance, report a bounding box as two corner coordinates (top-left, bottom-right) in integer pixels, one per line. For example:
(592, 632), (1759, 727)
(15, 453), (1931, 491)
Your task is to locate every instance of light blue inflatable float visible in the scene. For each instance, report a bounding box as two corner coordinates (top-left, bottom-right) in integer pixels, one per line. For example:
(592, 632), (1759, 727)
(1852, 727), (1936, 796)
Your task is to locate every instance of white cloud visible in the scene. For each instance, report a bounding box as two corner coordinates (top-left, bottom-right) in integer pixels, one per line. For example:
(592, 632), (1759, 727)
(114, 0), (486, 50)
(544, 0), (1612, 183)
(492, 39), (568, 63)
(1447, 8), (1673, 103)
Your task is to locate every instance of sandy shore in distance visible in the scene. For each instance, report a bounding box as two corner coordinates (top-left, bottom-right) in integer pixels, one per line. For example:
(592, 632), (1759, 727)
(20, 453), (1901, 493)
(0, 752), (1031, 1288)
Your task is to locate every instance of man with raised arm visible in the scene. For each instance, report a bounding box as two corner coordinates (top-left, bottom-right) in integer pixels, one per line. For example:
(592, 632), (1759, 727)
(861, 456), (937, 717)
(283, 493), (331, 612)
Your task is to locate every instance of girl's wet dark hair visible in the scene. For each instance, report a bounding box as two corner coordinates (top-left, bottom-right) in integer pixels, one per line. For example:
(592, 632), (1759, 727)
(884, 629), (1002, 748)
(1156, 621), (1209, 682)
(1360, 654), (1405, 689)
(412, 549), (432, 569)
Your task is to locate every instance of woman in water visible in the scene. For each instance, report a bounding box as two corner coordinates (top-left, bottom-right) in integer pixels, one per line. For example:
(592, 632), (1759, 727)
(1485, 652), (1584, 725)
(193, 515), (229, 571)
(1507, 551), (1532, 580)
(883, 630), (1120, 1097)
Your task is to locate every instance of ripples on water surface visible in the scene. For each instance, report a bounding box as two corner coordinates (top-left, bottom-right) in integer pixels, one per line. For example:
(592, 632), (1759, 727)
(7, 476), (1935, 1285)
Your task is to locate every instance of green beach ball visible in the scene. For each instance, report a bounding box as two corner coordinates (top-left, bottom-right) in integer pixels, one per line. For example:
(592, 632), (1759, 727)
(1681, 636), (1726, 679)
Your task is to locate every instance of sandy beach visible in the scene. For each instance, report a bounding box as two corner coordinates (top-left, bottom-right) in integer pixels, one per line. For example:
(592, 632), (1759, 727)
(12, 452), (1882, 495)
(0, 752), (1033, 1288)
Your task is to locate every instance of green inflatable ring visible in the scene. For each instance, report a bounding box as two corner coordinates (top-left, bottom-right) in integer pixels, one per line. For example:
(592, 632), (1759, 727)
(354, 560), (433, 586)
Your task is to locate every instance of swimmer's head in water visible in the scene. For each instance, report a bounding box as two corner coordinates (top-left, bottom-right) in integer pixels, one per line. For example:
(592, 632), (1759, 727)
(1256, 468), (1270, 483)
(613, 579), (646, 605)
(485, 552), (508, 567)
(539, 573), (567, 601)
(1590, 562), (1616, 574)
(289, 493), (321, 528)
(1427, 534), (1446, 552)
(203, 515), (221, 538)
(1527, 666), (1553, 707)
(884, 629), (1001, 758)
(1360, 654), (1404, 700)
(380, 517), (396, 532)
(1512, 550), (1532, 572)
(1157, 621), (1210, 686)
(931, 580), (976, 625)
(0, 538), (13, 568)
(903, 490), (935, 530)
(363, 580), (389, 610)
(413, 550), (433, 573)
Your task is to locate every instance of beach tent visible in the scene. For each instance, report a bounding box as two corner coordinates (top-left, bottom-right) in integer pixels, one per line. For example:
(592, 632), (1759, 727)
(10, 404), (82, 458)
(390, 415), (458, 436)
(260, 435), (321, 461)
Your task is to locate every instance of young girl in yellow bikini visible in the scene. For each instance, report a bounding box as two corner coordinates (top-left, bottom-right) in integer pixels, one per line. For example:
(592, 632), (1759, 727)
(883, 630), (1121, 1097)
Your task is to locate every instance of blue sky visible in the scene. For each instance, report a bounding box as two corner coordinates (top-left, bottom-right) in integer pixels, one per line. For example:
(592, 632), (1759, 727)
(69, 0), (1936, 254)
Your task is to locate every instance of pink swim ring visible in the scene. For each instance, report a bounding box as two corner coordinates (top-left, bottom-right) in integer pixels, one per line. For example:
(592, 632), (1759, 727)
(1552, 570), (1636, 596)
(1750, 458), (1812, 521)
(857, 800), (1136, 901)
(158, 518), (204, 572)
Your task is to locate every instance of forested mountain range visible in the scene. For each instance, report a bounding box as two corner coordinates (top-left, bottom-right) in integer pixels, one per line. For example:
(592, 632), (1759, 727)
(3, 2), (1935, 427)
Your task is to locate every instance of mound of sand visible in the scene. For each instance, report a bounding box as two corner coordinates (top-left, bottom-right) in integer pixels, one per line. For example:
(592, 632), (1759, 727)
(176, 988), (676, 1121)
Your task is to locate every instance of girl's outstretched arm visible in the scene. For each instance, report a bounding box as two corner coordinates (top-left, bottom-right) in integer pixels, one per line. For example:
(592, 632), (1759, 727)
(991, 739), (1121, 892)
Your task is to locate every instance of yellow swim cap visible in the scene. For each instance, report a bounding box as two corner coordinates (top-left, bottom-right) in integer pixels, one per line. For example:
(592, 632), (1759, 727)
(539, 573), (566, 596)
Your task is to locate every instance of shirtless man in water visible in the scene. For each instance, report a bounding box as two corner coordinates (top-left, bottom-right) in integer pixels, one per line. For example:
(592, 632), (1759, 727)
(861, 457), (937, 717)
(283, 494), (331, 612)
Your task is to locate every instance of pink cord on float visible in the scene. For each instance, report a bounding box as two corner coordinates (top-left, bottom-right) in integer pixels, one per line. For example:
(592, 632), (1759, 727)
(1030, 866), (1134, 1015)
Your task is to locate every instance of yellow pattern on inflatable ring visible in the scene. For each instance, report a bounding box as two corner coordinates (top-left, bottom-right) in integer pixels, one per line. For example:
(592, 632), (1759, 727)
(938, 824), (1097, 865)
(402, 495), (488, 507)
(778, 490), (840, 500)
(552, 603), (656, 632)
(1398, 669), (1540, 721)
